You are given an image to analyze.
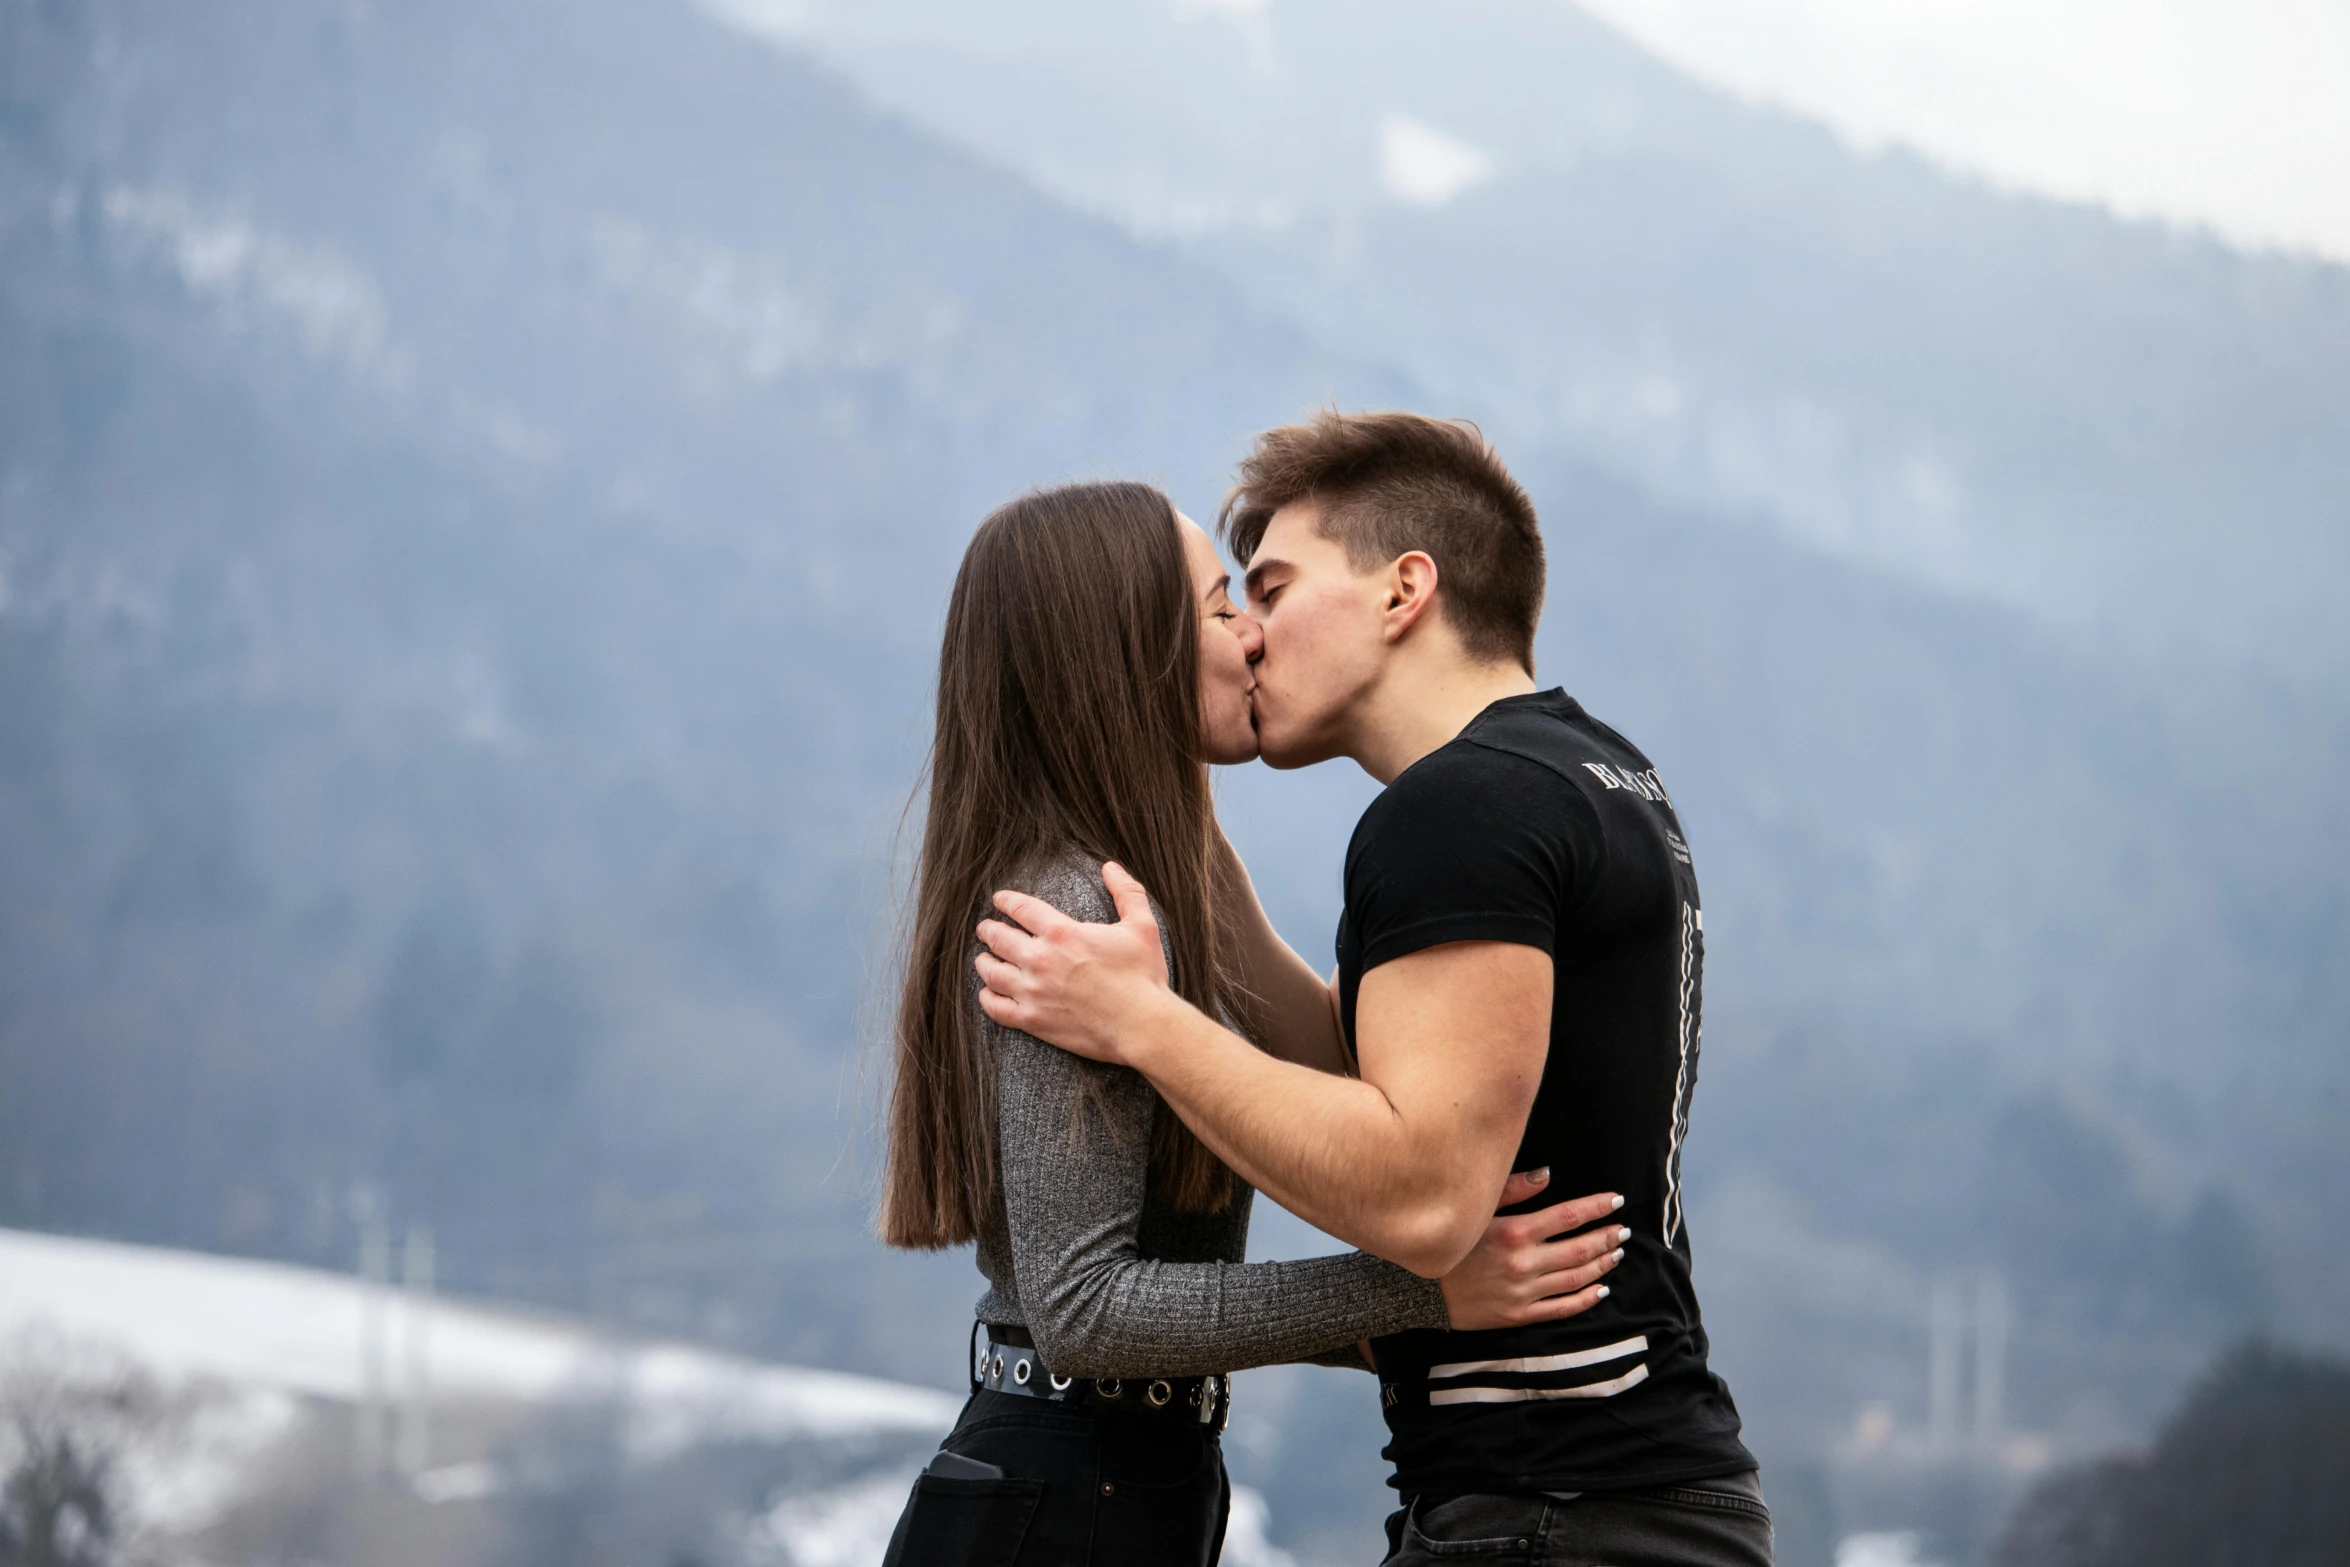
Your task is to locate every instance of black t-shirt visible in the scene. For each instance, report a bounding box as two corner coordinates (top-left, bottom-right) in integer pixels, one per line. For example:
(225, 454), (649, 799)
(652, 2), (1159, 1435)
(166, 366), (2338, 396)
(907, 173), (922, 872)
(1341, 689), (1755, 1496)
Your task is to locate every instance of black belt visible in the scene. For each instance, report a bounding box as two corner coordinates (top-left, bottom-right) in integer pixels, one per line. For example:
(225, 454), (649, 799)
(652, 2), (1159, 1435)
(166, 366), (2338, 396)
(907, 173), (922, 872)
(972, 1324), (1229, 1431)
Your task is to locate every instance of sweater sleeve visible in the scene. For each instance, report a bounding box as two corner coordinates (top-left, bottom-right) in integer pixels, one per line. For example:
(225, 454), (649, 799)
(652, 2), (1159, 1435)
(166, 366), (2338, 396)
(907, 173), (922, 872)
(986, 894), (1447, 1378)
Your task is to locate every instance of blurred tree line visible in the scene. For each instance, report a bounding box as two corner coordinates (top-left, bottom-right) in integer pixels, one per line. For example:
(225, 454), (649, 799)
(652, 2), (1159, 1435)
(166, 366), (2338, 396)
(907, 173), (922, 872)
(1994, 1341), (2350, 1567)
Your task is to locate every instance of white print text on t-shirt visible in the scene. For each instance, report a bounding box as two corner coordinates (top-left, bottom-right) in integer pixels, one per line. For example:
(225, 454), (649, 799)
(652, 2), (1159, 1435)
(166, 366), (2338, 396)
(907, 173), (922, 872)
(1581, 762), (1671, 806)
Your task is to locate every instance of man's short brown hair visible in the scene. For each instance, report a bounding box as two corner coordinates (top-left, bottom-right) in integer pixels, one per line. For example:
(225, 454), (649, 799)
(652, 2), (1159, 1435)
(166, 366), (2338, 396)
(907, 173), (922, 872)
(1220, 410), (1544, 672)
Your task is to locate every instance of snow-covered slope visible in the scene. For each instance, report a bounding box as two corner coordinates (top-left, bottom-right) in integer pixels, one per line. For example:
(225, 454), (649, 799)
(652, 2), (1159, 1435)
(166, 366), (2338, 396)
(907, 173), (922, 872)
(0, 1227), (1306, 1566)
(0, 1226), (960, 1444)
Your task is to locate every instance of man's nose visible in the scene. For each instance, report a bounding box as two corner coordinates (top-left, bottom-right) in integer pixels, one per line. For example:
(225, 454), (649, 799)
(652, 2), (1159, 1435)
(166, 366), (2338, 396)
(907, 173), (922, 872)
(1239, 614), (1265, 662)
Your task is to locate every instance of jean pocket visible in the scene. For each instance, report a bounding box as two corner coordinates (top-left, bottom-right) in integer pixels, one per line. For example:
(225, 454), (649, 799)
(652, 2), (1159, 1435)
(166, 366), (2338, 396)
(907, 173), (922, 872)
(1401, 1495), (1548, 1558)
(1647, 1483), (1772, 1523)
(882, 1474), (1048, 1567)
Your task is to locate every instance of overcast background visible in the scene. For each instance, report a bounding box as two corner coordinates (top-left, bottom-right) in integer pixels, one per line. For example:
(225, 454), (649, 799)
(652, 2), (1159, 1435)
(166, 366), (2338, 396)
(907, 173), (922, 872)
(1, 2), (2344, 1563)
(1572, 0), (2350, 262)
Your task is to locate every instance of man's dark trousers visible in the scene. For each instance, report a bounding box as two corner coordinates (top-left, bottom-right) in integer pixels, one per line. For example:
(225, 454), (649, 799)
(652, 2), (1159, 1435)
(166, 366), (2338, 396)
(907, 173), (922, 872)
(1383, 1470), (1773, 1566)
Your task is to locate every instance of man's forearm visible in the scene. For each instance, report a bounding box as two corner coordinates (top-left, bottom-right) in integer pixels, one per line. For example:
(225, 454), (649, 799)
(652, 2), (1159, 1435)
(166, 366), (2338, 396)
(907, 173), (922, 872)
(1121, 990), (1478, 1275)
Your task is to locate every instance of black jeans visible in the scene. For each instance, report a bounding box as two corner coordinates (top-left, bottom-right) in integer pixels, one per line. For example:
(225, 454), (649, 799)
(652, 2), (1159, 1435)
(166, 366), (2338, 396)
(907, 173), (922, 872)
(1382, 1470), (1773, 1566)
(881, 1389), (1231, 1567)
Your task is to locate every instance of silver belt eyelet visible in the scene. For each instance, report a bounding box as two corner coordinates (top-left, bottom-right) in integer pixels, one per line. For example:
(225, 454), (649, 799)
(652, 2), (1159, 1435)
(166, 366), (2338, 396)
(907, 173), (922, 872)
(1097, 1378), (1123, 1400)
(1049, 1373), (1073, 1393)
(989, 1353), (1004, 1384)
(1146, 1379), (1173, 1407)
(1012, 1357), (1032, 1386)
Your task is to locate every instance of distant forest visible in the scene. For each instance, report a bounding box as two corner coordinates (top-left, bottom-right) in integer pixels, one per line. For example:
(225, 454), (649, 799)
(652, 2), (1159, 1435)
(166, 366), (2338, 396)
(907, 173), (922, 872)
(1996, 1341), (2350, 1567)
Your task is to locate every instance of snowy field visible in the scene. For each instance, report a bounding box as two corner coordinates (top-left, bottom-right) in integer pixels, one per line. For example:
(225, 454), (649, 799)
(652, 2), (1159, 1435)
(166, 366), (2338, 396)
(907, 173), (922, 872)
(0, 1226), (960, 1447)
(0, 1227), (1299, 1566)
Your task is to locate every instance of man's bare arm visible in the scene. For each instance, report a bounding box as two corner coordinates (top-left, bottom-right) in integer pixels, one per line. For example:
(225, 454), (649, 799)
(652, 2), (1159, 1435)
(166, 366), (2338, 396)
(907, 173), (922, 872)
(1211, 830), (1350, 1075)
(975, 863), (1548, 1277)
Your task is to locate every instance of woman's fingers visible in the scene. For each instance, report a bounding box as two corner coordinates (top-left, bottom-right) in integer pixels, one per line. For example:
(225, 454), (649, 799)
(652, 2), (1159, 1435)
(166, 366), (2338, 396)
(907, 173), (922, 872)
(1517, 1278), (1613, 1324)
(1514, 1235), (1626, 1291)
(1528, 1244), (1625, 1300)
(1495, 1168), (1552, 1209)
(1495, 1215), (1629, 1282)
(1512, 1190), (1623, 1236)
(1530, 1221), (1632, 1272)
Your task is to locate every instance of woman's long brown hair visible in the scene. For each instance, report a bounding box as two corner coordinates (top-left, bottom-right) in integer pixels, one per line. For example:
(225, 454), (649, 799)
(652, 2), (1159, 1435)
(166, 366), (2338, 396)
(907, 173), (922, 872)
(881, 482), (1244, 1250)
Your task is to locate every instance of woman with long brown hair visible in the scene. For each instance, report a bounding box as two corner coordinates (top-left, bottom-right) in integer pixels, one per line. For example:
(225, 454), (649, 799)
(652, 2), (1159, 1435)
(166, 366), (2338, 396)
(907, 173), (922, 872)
(878, 482), (1625, 1567)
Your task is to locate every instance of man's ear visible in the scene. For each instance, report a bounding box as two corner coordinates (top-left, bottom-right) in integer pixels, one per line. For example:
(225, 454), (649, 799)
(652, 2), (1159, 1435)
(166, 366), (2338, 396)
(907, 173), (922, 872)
(1382, 551), (1441, 644)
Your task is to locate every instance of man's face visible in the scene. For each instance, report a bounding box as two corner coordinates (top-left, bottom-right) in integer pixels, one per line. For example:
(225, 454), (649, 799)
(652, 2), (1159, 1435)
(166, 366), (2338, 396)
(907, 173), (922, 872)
(1242, 501), (1392, 769)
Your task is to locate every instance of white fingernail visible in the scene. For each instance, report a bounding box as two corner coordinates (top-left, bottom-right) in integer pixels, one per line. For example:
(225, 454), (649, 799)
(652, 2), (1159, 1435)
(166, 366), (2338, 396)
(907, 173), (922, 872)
(1618, 1226), (1634, 1244)
(1595, 1285), (1609, 1300)
(1611, 1248), (1624, 1264)
(1610, 1195), (1625, 1210)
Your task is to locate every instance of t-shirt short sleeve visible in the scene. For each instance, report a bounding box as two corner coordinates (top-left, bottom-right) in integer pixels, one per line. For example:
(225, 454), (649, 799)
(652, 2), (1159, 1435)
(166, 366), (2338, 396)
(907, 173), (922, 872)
(1345, 743), (1601, 974)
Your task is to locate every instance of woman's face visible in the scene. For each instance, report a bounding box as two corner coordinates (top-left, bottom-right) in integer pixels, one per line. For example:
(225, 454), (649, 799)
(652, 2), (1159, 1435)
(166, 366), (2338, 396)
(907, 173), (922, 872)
(1182, 515), (1263, 765)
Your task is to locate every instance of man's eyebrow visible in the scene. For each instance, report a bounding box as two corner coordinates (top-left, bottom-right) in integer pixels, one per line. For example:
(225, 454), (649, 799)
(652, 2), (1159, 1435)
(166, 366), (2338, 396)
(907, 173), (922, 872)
(1242, 558), (1289, 597)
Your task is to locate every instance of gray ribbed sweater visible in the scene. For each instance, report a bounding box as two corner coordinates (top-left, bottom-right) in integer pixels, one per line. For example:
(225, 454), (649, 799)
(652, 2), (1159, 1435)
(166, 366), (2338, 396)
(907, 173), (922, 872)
(970, 851), (1447, 1379)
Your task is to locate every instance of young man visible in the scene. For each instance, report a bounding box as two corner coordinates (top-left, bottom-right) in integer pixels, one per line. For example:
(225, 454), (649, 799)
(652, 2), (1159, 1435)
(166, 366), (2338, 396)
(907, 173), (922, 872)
(974, 412), (1769, 1565)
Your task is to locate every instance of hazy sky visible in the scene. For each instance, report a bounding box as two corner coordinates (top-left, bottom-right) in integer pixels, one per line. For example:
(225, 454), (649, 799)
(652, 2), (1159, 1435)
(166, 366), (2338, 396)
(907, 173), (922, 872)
(1569, 0), (2350, 263)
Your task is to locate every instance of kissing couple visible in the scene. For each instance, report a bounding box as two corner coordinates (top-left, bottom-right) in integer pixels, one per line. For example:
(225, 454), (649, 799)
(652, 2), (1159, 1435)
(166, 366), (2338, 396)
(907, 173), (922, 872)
(878, 412), (1769, 1567)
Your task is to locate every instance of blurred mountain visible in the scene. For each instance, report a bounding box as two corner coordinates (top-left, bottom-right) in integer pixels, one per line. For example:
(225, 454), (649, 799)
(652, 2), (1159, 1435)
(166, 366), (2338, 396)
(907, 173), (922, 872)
(1, 0), (2345, 1560)
(752, 0), (2350, 682)
(0, 0), (1382, 1368)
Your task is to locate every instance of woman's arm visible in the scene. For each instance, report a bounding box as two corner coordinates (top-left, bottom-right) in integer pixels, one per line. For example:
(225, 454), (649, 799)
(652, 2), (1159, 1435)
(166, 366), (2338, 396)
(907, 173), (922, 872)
(1211, 830), (1351, 1074)
(995, 1020), (1445, 1378)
